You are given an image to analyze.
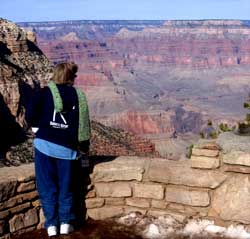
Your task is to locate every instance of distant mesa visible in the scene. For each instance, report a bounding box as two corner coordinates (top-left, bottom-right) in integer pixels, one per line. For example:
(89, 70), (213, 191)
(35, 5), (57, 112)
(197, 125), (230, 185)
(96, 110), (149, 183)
(59, 32), (80, 41)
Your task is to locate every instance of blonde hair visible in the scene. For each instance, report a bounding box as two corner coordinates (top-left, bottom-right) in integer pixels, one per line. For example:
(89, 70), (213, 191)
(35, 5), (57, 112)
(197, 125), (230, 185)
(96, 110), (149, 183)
(52, 62), (78, 85)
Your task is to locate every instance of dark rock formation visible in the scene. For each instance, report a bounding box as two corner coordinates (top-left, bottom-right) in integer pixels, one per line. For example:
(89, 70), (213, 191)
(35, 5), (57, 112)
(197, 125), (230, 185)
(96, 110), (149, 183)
(0, 18), (53, 122)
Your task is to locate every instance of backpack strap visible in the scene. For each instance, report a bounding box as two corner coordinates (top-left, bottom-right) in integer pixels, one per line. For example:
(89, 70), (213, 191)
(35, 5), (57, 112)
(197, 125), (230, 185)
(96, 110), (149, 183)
(75, 88), (90, 142)
(48, 81), (63, 112)
(48, 81), (90, 142)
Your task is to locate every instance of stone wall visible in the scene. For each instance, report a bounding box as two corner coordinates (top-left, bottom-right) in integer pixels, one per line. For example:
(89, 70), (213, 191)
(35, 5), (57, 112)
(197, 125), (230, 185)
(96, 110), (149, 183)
(87, 134), (250, 226)
(0, 164), (43, 238)
(1, 133), (250, 238)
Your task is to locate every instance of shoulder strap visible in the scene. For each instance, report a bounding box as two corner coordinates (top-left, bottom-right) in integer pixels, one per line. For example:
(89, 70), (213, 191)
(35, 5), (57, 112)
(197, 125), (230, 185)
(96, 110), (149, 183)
(47, 81), (90, 142)
(48, 81), (63, 112)
(75, 88), (91, 142)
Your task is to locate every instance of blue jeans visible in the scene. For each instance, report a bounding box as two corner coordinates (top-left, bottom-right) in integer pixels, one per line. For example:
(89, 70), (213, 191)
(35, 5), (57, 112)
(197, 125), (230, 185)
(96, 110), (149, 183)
(35, 148), (75, 228)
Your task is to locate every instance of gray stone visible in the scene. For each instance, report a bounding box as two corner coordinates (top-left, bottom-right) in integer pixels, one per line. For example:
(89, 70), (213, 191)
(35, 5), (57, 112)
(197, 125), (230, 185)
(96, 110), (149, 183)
(0, 164), (35, 202)
(0, 164), (35, 183)
(126, 198), (150, 208)
(210, 174), (250, 223)
(17, 181), (36, 193)
(191, 155), (220, 169)
(165, 186), (210, 206)
(9, 208), (38, 233)
(23, 208), (38, 227)
(87, 206), (124, 220)
(85, 198), (105, 209)
(217, 132), (250, 153)
(105, 198), (125, 206)
(147, 210), (187, 223)
(95, 182), (131, 197)
(9, 202), (31, 214)
(223, 165), (250, 174)
(133, 183), (164, 199)
(151, 200), (168, 209)
(9, 215), (24, 233)
(192, 148), (219, 157)
(223, 151), (250, 167)
(148, 159), (227, 188)
(194, 139), (220, 150)
(0, 180), (17, 202)
(91, 157), (147, 182)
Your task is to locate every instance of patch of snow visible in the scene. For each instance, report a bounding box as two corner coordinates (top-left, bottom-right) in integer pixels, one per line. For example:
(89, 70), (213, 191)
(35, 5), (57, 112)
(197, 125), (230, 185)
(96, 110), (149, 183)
(183, 219), (214, 235)
(117, 212), (143, 226)
(205, 224), (226, 234)
(157, 215), (177, 226)
(116, 212), (250, 238)
(143, 223), (161, 239)
(225, 225), (250, 239)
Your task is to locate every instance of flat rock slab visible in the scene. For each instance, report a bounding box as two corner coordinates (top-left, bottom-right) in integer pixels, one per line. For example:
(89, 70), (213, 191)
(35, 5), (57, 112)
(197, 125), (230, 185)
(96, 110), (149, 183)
(91, 157), (149, 182)
(191, 155), (220, 169)
(192, 148), (219, 157)
(0, 164), (35, 202)
(194, 139), (220, 150)
(148, 159), (227, 188)
(223, 165), (250, 174)
(223, 151), (250, 167)
(217, 132), (250, 153)
(0, 163), (35, 183)
(165, 186), (210, 207)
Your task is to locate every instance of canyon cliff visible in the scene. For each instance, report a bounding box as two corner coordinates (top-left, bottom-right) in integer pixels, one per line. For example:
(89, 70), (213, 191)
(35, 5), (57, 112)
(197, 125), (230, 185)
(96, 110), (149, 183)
(19, 20), (250, 139)
(0, 19), (157, 165)
(0, 18), (52, 123)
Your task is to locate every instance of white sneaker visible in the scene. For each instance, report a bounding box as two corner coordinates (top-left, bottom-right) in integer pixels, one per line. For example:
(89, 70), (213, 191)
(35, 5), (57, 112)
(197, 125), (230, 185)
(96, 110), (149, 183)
(60, 223), (74, 235)
(47, 225), (57, 237)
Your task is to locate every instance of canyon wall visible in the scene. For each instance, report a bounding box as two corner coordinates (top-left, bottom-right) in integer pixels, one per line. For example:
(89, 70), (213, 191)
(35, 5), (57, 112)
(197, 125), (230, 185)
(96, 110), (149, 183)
(19, 20), (250, 136)
(2, 132), (250, 237)
(0, 18), (52, 122)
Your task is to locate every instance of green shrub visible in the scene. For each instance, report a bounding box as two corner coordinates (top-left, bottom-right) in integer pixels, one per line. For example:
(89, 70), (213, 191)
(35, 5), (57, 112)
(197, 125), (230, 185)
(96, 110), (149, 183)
(186, 144), (194, 159)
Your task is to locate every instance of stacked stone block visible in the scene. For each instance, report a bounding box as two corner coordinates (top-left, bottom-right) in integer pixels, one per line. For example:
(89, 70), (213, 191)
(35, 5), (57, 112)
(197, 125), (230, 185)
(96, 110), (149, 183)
(0, 164), (43, 238)
(86, 154), (228, 224)
(190, 140), (221, 169)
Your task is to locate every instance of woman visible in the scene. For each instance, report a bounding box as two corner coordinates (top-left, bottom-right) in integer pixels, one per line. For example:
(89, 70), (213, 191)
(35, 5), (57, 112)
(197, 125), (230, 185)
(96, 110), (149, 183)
(26, 62), (90, 237)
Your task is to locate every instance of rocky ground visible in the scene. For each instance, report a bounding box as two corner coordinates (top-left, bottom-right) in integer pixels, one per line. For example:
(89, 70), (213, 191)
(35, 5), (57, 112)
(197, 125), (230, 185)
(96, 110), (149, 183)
(11, 217), (234, 239)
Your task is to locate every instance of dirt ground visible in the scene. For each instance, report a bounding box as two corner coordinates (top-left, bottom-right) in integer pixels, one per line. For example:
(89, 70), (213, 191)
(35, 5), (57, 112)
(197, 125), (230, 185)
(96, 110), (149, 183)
(11, 219), (233, 239)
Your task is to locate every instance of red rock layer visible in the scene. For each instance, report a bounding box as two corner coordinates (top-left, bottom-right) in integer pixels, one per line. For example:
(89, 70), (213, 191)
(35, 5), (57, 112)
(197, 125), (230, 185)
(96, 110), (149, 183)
(21, 20), (250, 135)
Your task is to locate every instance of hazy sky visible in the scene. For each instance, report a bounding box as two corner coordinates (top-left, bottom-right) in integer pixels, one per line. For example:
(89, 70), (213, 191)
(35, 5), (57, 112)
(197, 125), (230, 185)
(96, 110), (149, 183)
(0, 0), (249, 22)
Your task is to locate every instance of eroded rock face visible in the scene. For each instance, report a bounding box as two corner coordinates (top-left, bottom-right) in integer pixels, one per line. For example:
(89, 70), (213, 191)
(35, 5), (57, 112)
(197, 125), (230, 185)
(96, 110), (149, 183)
(0, 19), (53, 161)
(0, 18), (52, 122)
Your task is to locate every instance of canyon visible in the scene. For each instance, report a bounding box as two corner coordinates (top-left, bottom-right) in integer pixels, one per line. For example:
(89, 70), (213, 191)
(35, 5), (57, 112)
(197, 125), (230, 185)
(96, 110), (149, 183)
(0, 19), (157, 164)
(18, 19), (250, 157)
